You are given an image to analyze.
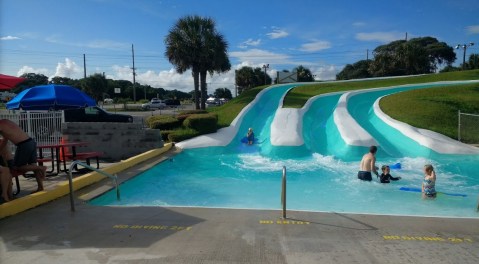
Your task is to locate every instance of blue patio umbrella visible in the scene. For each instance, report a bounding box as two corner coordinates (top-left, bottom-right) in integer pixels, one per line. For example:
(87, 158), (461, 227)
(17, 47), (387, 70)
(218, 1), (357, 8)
(6, 84), (97, 110)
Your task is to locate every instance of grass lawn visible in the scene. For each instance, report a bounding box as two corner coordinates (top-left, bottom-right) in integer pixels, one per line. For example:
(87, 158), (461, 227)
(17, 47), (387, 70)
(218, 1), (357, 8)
(283, 69), (479, 108)
(207, 86), (266, 127)
(380, 83), (479, 140)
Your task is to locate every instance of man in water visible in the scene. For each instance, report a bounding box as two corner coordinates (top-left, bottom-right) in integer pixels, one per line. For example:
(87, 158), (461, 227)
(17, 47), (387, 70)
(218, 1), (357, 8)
(358, 145), (379, 181)
(0, 119), (46, 193)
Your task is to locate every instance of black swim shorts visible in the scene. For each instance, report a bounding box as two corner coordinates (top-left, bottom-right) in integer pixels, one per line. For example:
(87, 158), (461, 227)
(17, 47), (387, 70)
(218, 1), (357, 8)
(14, 138), (37, 167)
(358, 171), (372, 181)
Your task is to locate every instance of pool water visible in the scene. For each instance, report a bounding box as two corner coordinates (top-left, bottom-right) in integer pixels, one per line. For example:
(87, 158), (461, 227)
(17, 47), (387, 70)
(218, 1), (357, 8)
(90, 83), (479, 218)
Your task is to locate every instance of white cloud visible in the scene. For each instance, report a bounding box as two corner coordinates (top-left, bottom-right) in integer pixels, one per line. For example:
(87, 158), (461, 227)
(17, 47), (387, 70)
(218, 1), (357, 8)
(17, 66), (49, 76)
(266, 29), (289, 39)
(299, 41), (331, 52)
(352, 22), (366, 27)
(466, 25), (479, 34)
(312, 65), (339, 81)
(239, 38), (262, 48)
(230, 49), (291, 65)
(355, 32), (405, 43)
(45, 35), (130, 50)
(53, 58), (82, 79)
(107, 64), (239, 94)
(1, 36), (21, 40)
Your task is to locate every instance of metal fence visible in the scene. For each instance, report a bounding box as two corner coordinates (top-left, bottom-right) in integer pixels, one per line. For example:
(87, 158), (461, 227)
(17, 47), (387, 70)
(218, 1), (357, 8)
(458, 111), (479, 144)
(0, 111), (64, 147)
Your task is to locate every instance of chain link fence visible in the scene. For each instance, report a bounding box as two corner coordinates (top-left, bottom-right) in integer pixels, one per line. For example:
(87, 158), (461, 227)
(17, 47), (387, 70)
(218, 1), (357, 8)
(458, 111), (479, 144)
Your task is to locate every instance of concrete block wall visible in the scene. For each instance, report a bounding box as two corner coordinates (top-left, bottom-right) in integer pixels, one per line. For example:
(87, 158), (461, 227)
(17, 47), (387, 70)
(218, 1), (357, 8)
(62, 122), (164, 161)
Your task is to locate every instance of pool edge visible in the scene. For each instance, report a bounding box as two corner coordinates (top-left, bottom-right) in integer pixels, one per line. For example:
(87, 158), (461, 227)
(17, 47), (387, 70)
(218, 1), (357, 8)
(0, 143), (174, 219)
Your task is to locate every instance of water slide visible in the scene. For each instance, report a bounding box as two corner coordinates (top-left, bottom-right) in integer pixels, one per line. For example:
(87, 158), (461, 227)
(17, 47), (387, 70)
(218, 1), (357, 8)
(177, 81), (479, 159)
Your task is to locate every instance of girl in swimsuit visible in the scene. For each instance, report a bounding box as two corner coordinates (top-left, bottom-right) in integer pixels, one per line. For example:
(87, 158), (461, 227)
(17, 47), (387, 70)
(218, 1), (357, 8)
(422, 164), (436, 199)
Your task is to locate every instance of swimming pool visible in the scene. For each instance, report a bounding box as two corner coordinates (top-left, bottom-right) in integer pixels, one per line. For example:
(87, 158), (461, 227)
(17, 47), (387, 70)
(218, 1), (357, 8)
(90, 83), (479, 218)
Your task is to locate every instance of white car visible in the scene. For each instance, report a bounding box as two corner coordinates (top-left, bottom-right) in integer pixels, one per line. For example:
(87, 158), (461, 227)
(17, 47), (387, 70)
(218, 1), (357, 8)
(141, 100), (166, 110)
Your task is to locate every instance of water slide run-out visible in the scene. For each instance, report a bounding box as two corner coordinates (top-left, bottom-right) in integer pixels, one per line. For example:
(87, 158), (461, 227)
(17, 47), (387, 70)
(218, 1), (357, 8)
(177, 81), (479, 160)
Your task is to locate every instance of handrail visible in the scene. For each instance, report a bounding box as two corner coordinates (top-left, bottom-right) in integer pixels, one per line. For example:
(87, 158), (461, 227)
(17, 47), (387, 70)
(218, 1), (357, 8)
(281, 166), (287, 218)
(67, 160), (120, 212)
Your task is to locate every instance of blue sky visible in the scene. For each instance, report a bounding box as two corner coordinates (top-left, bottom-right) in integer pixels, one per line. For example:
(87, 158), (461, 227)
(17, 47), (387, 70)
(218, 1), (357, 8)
(1, 0), (478, 93)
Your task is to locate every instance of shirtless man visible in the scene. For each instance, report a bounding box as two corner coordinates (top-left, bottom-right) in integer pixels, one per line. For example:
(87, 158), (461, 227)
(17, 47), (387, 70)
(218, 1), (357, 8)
(0, 119), (46, 193)
(358, 145), (379, 181)
(0, 163), (12, 201)
(0, 138), (14, 201)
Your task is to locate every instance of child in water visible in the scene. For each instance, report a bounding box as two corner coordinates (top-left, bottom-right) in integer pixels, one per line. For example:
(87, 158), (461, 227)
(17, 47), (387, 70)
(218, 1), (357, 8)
(379, 165), (401, 183)
(247, 128), (255, 145)
(422, 164), (436, 199)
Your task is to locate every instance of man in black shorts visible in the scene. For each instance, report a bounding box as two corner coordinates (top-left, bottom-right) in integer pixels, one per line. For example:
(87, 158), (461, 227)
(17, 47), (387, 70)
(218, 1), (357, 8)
(358, 146), (379, 181)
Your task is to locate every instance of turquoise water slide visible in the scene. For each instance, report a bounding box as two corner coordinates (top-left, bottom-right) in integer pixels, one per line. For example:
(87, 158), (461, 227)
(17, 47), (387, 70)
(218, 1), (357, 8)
(215, 81), (479, 161)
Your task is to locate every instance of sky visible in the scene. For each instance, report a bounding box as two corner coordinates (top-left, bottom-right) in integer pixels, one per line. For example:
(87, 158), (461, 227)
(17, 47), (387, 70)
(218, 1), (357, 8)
(1, 0), (479, 94)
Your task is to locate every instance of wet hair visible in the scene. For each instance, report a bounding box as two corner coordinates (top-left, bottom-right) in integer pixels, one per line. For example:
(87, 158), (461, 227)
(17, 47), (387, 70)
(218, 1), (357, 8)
(369, 145), (377, 154)
(424, 164), (434, 172)
(381, 165), (389, 171)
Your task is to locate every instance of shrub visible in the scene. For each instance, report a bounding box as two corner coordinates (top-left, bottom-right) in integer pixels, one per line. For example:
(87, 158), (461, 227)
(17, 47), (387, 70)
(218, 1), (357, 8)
(146, 115), (182, 130)
(160, 129), (174, 142)
(168, 128), (200, 142)
(176, 109), (209, 123)
(178, 109), (208, 115)
(183, 113), (218, 134)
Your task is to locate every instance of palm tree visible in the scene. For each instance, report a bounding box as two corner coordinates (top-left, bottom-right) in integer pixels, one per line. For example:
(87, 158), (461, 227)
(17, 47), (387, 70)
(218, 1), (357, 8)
(165, 15), (230, 109)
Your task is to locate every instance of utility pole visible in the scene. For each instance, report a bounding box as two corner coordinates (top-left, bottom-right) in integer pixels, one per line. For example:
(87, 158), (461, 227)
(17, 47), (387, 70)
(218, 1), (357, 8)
(366, 49), (369, 60)
(131, 44), (136, 102)
(83, 54), (86, 79)
(456, 43), (475, 70)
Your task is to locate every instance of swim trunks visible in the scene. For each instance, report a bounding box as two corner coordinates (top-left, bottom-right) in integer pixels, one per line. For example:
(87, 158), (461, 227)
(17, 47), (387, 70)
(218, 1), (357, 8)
(13, 138), (37, 167)
(358, 171), (372, 181)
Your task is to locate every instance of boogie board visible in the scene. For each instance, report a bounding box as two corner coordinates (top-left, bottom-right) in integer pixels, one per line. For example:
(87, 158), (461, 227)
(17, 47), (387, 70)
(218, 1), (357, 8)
(399, 187), (467, 197)
(389, 163), (401, 169)
(240, 137), (258, 144)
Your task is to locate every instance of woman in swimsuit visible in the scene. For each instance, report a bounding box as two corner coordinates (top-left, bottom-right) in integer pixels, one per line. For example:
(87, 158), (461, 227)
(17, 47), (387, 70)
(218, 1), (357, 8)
(422, 164), (436, 199)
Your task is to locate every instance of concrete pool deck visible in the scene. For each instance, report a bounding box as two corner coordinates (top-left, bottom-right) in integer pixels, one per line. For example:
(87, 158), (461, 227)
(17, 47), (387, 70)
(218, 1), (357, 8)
(1, 145), (479, 263)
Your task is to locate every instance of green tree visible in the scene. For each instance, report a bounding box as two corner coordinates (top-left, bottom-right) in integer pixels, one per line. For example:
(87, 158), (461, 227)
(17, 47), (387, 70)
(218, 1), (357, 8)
(369, 37), (456, 77)
(165, 15), (231, 110)
(80, 73), (107, 102)
(50, 76), (79, 87)
(293, 65), (315, 82)
(467, 53), (479, 69)
(235, 67), (255, 94)
(213, 88), (232, 99)
(18, 73), (49, 92)
(336, 60), (372, 80)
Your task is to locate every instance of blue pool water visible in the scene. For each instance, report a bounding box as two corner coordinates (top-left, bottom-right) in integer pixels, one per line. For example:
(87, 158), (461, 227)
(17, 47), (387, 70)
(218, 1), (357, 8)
(90, 83), (479, 218)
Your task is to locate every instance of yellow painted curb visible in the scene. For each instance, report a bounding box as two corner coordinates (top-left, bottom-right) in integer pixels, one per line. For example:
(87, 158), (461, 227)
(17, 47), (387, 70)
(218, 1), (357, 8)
(0, 143), (173, 219)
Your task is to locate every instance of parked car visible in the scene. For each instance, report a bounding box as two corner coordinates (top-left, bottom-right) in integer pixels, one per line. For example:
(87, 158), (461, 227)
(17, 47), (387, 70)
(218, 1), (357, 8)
(64, 106), (133, 123)
(165, 99), (181, 108)
(141, 100), (166, 110)
(103, 98), (113, 104)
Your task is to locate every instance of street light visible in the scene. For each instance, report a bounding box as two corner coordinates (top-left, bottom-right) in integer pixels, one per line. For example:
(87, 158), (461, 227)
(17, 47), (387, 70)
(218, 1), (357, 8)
(455, 42), (474, 70)
(262, 64), (269, 85)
